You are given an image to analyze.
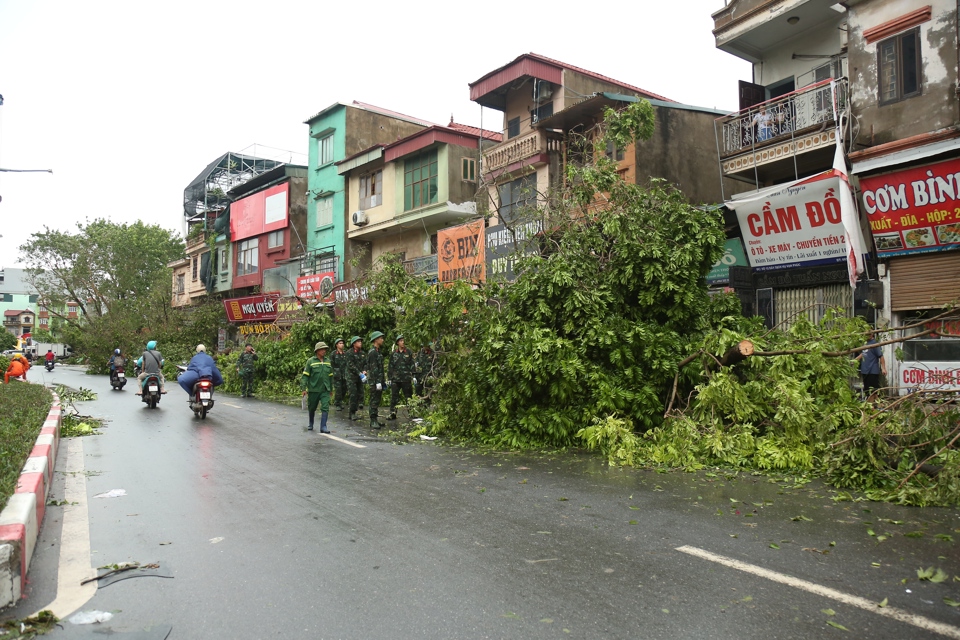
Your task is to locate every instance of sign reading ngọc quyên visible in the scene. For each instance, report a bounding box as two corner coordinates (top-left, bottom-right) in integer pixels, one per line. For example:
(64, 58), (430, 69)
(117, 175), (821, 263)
(728, 174), (860, 271)
(296, 271), (337, 304)
(438, 220), (485, 283)
(859, 156), (960, 257)
(223, 294), (281, 323)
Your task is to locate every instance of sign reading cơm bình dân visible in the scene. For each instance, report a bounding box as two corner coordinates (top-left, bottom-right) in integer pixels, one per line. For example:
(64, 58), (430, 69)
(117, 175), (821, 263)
(859, 156), (960, 257)
(727, 172), (865, 272)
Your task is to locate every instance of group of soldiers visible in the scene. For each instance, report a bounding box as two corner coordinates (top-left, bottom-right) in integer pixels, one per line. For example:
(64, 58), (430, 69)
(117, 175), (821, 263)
(294, 332), (438, 432)
(326, 333), (437, 430)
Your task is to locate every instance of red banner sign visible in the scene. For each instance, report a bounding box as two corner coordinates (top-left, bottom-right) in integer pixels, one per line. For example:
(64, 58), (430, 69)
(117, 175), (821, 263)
(296, 272), (337, 304)
(859, 157), (960, 256)
(223, 294), (281, 323)
(230, 183), (290, 242)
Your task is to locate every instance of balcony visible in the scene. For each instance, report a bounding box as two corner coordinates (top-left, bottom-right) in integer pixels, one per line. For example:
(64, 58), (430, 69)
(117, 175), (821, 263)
(715, 78), (847, 184)
(482, 129), (562, 175)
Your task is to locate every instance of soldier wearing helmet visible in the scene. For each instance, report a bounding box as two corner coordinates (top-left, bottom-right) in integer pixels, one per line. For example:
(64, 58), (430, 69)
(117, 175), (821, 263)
(330, 338), (348, 411)
(388, 334), (415, 420)
(366, 331), (387, 429)
(346, 335), (366, 421)
(300, 341), (333, 432)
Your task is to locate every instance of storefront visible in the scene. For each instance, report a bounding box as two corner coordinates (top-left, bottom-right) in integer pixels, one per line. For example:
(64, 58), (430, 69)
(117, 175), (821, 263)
(856, 154), (960, 394)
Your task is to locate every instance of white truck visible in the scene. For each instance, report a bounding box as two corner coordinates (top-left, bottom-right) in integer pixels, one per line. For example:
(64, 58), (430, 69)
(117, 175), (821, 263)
(30, 342), (73, 359)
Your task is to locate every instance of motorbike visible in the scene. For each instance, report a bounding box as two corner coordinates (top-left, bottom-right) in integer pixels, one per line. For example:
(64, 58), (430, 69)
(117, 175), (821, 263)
(110, 365), (127, 390)
(44, 359), (55, 372)
(140, 373), (162, 409)
(190, 377), (215, 419)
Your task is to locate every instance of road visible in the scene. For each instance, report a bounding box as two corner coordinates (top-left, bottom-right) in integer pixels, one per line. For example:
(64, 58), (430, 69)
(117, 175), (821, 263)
(5, 364), (960, 639)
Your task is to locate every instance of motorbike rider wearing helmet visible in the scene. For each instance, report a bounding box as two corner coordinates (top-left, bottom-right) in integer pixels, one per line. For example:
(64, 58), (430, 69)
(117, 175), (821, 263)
(178, 344), (224, 396)
(108, 348), (126, 373)
(135, 340), (166, 394)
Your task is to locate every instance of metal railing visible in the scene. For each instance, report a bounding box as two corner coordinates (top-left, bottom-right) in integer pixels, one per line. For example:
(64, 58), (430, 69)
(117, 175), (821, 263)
(716, 78), (848, 158)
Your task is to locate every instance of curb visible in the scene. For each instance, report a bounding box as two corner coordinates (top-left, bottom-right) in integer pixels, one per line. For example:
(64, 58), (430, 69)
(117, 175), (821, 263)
(0, 392), (62, 608)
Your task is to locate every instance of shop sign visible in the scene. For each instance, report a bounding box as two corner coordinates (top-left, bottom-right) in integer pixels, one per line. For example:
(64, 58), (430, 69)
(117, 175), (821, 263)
(439, 220), (485, 283)
(900, 362), (960, 391)
(403, 254), (438, 277)
(752, 263), (849, 289)
(223, 294), (280, 323)
(486, 221), (542, 282)
(331, 281), (370, 305)
(296, 271), (337, 304)
(729, 175), (861, 271)
(217, 328), (226, 351)
(238, 323), (284, 336)
(859, 157), (960, 257)
(707, 238), (747, 284)
(230, 183), (290, 242)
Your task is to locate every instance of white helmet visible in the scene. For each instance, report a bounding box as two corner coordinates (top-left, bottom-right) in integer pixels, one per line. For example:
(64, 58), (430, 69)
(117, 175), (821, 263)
(196, 344), (206, 353)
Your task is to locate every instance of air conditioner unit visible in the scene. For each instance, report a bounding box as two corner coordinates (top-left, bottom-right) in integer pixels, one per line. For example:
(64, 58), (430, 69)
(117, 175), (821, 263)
(352, 210), (368, 226)
(533, 81), (553, 101)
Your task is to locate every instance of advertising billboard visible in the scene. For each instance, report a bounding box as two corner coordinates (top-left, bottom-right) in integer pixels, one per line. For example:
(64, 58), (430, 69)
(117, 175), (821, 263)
(223, 293), (281, 323)
(485, 221), (542, 282)
(859, 157), (960, 257)
(296, 271), (337, 304)
(438, 220), (485, 283)
(230, 183), (290, 242)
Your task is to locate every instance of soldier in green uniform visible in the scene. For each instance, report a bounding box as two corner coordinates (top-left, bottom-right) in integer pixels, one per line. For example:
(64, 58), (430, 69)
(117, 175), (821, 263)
(236, 344), (258, 397)
(346, 336), (366, 421)
(388, 334), (416, 420)
(366, 331), (386, 429)
(300, 341), (333, 432)
(330, 338), (347, 410)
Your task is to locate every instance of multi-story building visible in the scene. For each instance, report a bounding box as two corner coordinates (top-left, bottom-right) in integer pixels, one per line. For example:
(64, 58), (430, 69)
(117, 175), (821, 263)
(0, 268), (38, 321)
(337, 121), (501, 281)
(712, 0), (960, 392)
(304, 101), (431, 282)
(468, 52), (744, 225)
(2, 309), (34, 339)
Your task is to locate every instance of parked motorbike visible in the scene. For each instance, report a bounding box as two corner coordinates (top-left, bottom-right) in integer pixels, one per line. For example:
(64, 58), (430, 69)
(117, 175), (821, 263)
(190, 377), (215, 419)
(110, 366), (127, 390)
(44, 360), (55, 372)
(140, 373), (162, 409)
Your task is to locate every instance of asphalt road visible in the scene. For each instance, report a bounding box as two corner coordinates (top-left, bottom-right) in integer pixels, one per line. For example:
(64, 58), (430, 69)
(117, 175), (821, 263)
(6, 364), (960, 639)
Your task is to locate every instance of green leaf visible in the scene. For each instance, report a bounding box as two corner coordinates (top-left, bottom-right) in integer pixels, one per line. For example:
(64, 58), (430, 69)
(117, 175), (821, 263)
(770, 543), (780, 549)
(826, 621), (849, 631)
(934, 534), (954, 543)
(904, 531), (925, 539)
(791, 515), (813, 522)
(821, 609), (836, 616)
(944, 597), (960, 607)
(877, 598), (888, 608)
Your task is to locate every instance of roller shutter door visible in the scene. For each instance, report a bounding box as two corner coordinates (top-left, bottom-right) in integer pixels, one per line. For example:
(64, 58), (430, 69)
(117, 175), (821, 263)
(773, 284), (853, 328)
(890, 252), (960, 311)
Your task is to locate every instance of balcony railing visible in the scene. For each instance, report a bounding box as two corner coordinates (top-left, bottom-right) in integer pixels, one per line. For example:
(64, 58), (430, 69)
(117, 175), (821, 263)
(716, 78), (848, 158)
(482, 129), (562, 173)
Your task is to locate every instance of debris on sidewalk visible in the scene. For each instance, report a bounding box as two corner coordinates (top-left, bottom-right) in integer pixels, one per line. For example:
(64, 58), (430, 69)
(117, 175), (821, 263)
(68, 610), (114, 624)
(93, 489), (127, 499)
(419, 435), (437, 441)
(80, 561), (173, 588)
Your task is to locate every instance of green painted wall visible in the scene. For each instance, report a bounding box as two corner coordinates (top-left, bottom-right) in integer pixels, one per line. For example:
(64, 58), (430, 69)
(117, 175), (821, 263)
(307, 107), (348, 280)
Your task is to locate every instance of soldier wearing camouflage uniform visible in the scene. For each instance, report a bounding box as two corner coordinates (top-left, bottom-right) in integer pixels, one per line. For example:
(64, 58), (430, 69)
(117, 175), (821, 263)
(366, 331), (386, 429)
(346, 336), (367, 421)
(388, 335), (416, 420)
(236, 344), (258, 397)
(330, 338), (347, 410)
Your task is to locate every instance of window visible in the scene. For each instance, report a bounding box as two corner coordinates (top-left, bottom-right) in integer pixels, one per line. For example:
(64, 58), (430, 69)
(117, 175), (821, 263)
(507, 117), (520, 139)
(320, 134), (335, 165)
(176, 274), (185, 294)
(1, 294), (11, 302)
(404, 150), (439, 211)
(236, 238), (259, 276)
(39, 317), (48, 328)
(360, 171), (383, 209)
(462, 158), (476, 182)
(530, 102), (553, 124)
(878, 28), (921, 104)
(192, 255), (199, 281)
(317, 196), (334, 227)
(67, 304), (78, 315)
(267, 230), (284, 249)
(219, 248), (229, 273)
(605, 141), (625, 162)
(28, 294), (38, 303)
(497, 174), (537, 224)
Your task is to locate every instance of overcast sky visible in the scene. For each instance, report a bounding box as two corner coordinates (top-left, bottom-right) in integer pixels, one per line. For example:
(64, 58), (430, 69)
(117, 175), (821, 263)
(0, 0), (751, 268)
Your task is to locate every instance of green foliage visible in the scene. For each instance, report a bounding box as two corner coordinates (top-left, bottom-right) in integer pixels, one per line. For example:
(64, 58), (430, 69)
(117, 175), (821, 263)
(0, 332), (17, 351)
(0, 383), (53, 512)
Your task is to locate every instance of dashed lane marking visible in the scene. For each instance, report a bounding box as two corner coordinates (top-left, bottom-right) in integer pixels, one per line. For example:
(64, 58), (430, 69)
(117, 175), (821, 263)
(676, 545), (960, 639)
(222, 402), (242, 409)
(320, 432), (366, 448)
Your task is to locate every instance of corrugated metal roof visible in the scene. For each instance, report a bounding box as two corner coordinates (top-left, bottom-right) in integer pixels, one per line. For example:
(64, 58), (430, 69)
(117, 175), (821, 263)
(448, 122), (502, 142)
(337, 146), (385, 175)
(384, 127), (480, 163)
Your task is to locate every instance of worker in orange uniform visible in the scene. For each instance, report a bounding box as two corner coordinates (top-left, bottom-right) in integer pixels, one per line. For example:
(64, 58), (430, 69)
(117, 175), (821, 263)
(4, 354), (30, 383)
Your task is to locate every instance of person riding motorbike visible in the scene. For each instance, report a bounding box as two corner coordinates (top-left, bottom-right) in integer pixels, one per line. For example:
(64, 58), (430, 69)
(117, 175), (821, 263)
(44, 350), (56, 366)
(109, 348), (126, 372)
(177, 344), (224, 396)
(135, 340), (167, 394)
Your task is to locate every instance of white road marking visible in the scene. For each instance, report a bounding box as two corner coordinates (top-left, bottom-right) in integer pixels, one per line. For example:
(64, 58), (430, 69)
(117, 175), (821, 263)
(222, 402), (242, 409)
(676, 545), (960, 639)
(34, 438), (97, 618)
(321, 433), (366, 448)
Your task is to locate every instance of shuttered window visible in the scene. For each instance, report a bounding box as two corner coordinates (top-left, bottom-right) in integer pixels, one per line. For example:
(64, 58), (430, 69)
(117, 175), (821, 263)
(890, 252), (960, 310)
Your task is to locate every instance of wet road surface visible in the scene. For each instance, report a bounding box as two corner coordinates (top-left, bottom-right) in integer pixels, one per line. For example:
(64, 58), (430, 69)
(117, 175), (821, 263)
(7, 365), (960, 638)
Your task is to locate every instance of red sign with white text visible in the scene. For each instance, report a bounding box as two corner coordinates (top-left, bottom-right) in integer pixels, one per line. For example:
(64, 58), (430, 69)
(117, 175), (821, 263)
(859, 157), (960, 257)
(230, 183), (289, 242)
(223, 294), (281, 323)
(296, 271), (337, 304)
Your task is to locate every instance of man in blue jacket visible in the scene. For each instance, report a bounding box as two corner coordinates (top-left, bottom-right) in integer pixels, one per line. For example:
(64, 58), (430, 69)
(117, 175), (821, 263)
(178, 344), (224, 396)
